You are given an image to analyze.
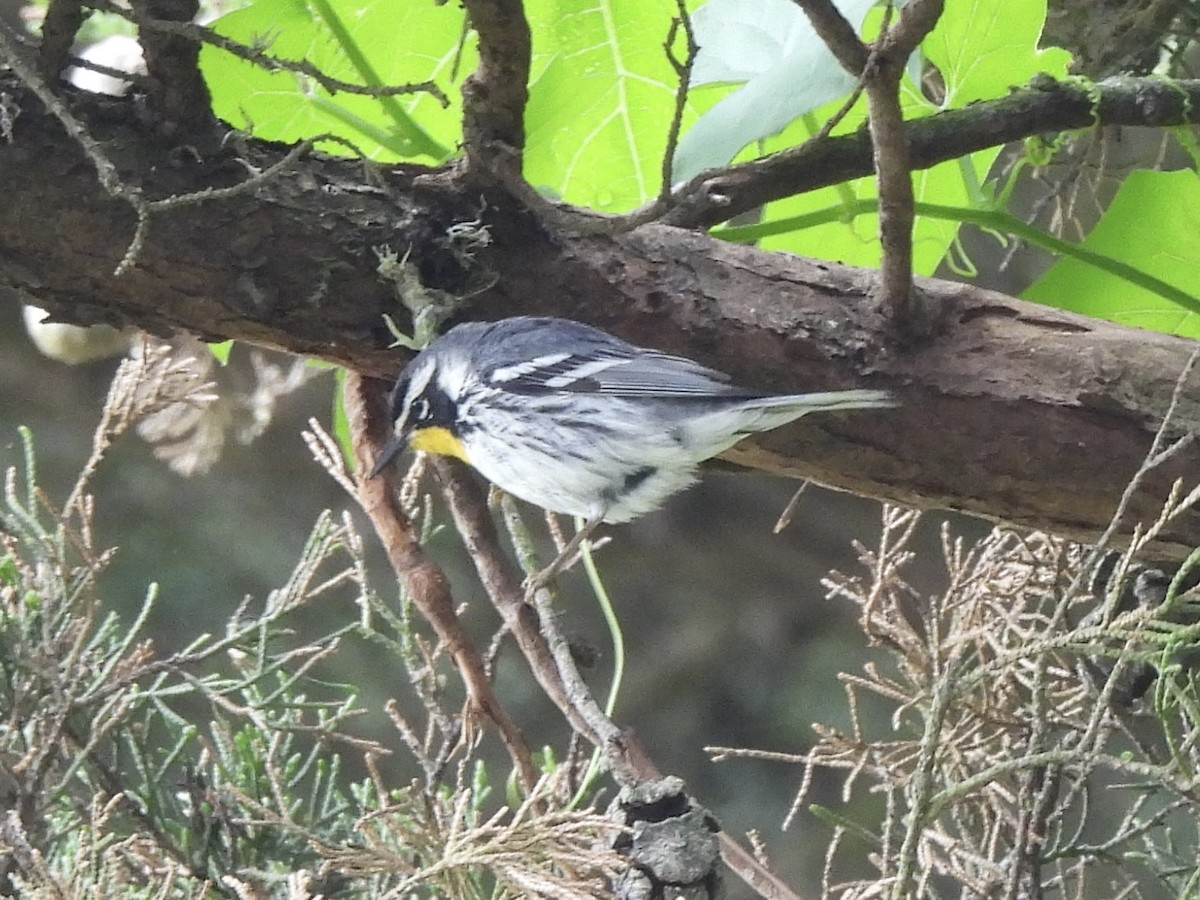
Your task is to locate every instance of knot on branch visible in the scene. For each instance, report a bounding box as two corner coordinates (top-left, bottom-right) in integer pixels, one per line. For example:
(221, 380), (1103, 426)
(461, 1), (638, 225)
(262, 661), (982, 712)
(609, 777), (723, 899)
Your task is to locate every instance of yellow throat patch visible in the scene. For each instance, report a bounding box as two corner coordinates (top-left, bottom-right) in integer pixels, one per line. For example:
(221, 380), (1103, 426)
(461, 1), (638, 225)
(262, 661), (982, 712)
(409, 426), (470, 464)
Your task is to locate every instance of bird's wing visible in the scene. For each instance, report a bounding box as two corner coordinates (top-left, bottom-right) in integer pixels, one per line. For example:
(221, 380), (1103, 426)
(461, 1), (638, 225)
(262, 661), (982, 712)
(488, 346), (746, 398)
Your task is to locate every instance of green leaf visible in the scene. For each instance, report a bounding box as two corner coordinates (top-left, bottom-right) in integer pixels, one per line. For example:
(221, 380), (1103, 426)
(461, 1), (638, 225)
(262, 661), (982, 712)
(807, 804), (881, 845)
(207, 340), (234, 365)
(199, 0), (466, 162)
(672, 0), (875, 181)
(523, 0), (690, 211)
(755, 100), (978, 274)
(922, 0), (1072, 108)
(332, 369), (354, 469)
(0, 556), (17, 586)
(753, 0), (1069, 275)
(1023, 169), (1200, 337)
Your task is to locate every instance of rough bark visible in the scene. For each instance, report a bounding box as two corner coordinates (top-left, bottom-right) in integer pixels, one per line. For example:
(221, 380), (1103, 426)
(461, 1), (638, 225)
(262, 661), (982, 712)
(2, 74), (1198, 558)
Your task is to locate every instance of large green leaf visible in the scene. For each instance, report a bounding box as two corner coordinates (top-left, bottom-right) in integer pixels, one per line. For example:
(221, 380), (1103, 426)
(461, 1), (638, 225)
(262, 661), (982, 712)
(523, 0), (692, 211)
(924, 0), (1071, 107)
(1023, 169), (1200, 337)
(751, 0), (1069, 274)
(754, 123), (979, 274)
(199, 0), (467, 162)
(671, 0), (875, 182)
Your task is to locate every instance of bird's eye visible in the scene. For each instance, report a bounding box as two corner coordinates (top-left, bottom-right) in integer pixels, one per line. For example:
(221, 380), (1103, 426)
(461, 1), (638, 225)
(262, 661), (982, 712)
(413, 397), (431, 421)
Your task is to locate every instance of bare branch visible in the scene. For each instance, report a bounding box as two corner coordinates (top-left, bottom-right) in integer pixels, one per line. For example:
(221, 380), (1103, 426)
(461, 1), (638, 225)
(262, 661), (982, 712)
(65, 53), (149, 89)
(127, 0), (212, 135)
(665, 75), (1200, 229)
(38, 0), (85, 83)
(460, 0), (531, 169)
(863, 65), (917, 323)
(343, 372), (540, 795)
(661, 0), (699, 201)
(431, 459), (607, 748)
(861, 0), (944, 328)
(793, 0), (945, 329)
(86, 0), (449, 105)
(434, 463), (808, 899)
(790, 0), (869, 73)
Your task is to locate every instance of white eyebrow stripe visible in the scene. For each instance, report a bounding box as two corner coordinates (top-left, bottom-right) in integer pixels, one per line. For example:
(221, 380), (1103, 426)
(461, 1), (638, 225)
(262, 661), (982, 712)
(490, 353), (572, 383)
(543, 357), (627, 387)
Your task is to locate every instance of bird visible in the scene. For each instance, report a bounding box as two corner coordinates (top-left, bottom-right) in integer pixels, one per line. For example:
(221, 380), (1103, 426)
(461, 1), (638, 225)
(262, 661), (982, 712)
(369, 316), (894, 589)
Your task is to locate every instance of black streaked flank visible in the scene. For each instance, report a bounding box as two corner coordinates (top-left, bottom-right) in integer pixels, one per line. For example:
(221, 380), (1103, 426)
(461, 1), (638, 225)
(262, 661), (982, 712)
(600, 465), (657, 506)
(622, 466), (657, 494)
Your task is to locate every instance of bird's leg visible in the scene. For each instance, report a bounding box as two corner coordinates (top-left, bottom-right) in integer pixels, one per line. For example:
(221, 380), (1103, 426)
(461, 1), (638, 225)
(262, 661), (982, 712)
(523, 513), (604, 599)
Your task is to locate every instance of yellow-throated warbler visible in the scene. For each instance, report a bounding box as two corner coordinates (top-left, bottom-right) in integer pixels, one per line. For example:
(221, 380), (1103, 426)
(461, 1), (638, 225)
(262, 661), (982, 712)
(370, 316), (894, 582)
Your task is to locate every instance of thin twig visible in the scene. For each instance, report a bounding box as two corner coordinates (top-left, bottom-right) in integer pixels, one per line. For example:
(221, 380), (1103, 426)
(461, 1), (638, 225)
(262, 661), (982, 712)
(863, 0), (944, 328)
(660, 0), (699, 203)
(889, 628), (965, 899)
(430, 459), (610, 751)
(790, 0), (869, 73)
(718, 835), (805, 900)
(145, 136), (323, 213)
(484, 140), (673, 234)
(85, 0), (449, 105)
(343, 373), (540, 795)
(864, 72), (916, 322)
(794, 0), (945, 329)
(774, 481), (810, 533)
(0, 19), (147, 225)
(433, 463), (806, 898)
(64, 53), (150, 88)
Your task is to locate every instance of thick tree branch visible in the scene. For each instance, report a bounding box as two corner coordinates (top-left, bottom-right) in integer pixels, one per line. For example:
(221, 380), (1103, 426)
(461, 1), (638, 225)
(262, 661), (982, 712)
(3, 74), (1200, 558)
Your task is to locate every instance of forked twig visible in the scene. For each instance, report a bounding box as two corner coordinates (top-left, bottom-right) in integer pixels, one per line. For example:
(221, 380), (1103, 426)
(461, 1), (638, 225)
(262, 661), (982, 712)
(342, 372), (539, 795)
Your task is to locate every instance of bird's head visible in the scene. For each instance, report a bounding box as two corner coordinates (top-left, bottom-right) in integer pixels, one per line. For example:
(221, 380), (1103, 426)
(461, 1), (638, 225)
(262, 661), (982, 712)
(368, 350), (472, 477)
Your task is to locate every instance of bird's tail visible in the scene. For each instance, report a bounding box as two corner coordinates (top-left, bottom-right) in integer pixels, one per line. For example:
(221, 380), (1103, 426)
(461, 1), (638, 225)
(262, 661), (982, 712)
(685, 388), (895, 456)
(741, 388), (895, 432)
(754, 388), (896, 416)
